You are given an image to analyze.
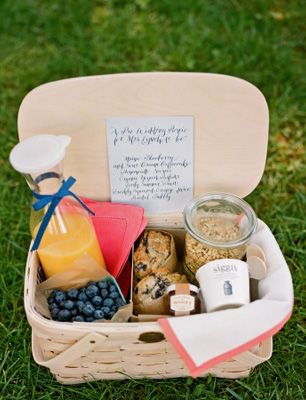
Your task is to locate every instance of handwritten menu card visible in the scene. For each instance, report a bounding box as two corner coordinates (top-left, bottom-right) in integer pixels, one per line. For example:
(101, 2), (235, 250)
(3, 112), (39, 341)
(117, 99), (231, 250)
(106, 116), (193, 214)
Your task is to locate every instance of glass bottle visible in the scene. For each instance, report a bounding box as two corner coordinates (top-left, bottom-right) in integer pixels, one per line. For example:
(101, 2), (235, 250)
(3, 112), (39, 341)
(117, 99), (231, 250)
(10, 134), (105, 278)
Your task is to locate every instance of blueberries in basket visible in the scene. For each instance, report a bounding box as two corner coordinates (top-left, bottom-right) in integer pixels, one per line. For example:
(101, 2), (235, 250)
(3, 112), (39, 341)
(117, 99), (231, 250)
(72, 315), (85, 322)
(57, 309), (72, 322)
(47, 296), (54, 305)
(82, 304), (95, 316)
(98, 280), (108, 289)
(86, 285), (99, 298)
(94, 309), (105, 320)
(92, 296), (103, 306)
(49, 302), (58, 311)
(103, 298), (114, 308)
(78, 291), (88, 302)
(110, 291), (119, 300)
(67, 288), (79, 300)
(100, 288), (108, 299)
(63, 300), (75, 310)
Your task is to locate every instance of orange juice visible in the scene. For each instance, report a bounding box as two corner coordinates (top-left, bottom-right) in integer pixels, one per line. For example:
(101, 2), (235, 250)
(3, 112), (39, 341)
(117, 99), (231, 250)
(34, 212), (105, 278)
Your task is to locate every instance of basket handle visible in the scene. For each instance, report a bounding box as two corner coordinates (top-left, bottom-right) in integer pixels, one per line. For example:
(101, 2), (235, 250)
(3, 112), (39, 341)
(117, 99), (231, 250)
(32, 331), (107, 371)
(233, 337), (273, 367)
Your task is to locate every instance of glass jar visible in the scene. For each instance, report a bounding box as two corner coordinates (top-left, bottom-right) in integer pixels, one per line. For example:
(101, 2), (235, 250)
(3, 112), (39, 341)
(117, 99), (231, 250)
(10, 135), (106, 278)
(166, 283), (201, 316)
(183, 192), (257, 284)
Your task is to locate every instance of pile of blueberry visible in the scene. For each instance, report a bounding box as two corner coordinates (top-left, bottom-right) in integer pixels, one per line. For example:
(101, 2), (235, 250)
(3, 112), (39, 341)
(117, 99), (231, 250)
(48, 279), (126, 322)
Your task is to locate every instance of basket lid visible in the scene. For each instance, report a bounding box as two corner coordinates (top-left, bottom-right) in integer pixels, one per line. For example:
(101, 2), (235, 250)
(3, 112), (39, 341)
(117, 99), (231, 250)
(17, 72), (268, 208)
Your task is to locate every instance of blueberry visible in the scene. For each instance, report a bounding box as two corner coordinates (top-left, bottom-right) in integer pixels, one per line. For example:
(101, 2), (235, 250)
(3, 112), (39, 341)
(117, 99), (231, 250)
(78, 292), (88, 302)
(47, 296), (54, 305)
(86, 285), (99, 298)
(92, 296), (103, 306)
(110, 291), (119, 300)
(100, 288), (108, 298)
(115, 298), (125, 307)
(94, 309), (105, 319)
(72, 315), (84, 322)
(76, 300), (85, 311)
(103, 298), (114, 308)
(57, 309), (72, 321)
(63, 300), (75, 310)
(71, 308), (78, 316)
(109, 284), (117, 293)
(49, 302), (59, 311)
(67, 288), (79, 299)
(54, 291), (66, 304)
(82, 304), (95, 316)
(108, 311), (115, 319)
(85, 316), (95, 322)
(111, 305), (118, 312)
(101, 306), (110, 315)
(98, 280), (108, 289)
(51, 307), (59, 319)
(87, 281), (97, 286)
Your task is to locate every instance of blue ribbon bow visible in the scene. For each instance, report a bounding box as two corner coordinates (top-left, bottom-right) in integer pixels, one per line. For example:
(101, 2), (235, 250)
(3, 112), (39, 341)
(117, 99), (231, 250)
(31, 176), (95, 251)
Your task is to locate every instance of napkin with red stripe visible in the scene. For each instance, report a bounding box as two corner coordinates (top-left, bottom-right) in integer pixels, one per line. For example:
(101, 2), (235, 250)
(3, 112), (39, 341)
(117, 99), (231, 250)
(158, 220), (293, 378)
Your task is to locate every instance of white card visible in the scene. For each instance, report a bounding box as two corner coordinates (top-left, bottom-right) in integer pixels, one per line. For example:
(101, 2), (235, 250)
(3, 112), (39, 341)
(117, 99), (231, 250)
(106, 116), (193, 214)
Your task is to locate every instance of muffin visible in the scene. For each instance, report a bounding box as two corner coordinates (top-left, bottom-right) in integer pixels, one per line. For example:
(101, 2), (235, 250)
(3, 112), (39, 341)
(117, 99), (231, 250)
(133, 230), (177, 280)
(133, 267), (187, 315)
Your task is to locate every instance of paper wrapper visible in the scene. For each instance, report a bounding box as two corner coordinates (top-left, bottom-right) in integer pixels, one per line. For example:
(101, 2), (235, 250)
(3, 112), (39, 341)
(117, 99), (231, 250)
(36, 255), (133, 323)
(134, 230), (178, 279)
(133, 274), (188, 316)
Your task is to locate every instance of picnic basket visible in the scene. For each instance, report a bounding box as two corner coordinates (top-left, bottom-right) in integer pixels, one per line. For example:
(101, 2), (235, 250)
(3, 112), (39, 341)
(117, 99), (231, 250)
(20, 72), (273, 384)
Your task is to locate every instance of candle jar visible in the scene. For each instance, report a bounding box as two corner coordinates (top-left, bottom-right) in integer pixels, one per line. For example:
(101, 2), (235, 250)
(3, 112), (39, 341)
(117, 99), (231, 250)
(183, 192), (257, 284)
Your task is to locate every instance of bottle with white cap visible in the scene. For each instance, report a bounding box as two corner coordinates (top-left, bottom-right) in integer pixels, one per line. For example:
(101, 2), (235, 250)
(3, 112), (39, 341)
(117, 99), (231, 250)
(10, 134), (105, 278)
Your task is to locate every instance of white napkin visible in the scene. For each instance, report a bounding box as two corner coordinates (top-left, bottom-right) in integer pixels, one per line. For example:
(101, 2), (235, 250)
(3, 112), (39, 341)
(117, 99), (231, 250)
(158, 220), (294, 378)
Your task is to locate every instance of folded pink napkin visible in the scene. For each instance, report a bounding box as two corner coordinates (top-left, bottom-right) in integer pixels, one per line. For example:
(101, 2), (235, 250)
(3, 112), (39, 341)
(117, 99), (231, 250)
(158, 220), (293, 378)
(83, 199), (147, 296)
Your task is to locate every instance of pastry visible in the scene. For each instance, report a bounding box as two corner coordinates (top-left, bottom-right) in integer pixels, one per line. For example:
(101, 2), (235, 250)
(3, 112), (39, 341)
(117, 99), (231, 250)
(133, 267), (187, 315)
(133, 230), (176, 280)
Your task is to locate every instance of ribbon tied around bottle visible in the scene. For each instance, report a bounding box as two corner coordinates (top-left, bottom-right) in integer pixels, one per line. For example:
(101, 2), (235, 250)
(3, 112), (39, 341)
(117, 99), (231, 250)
(31, 176), (94, 251)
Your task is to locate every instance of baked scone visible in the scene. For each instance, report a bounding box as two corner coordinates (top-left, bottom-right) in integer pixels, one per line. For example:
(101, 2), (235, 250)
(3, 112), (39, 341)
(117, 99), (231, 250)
(133, 230), (173, 280)
(133, 267), (187, 315)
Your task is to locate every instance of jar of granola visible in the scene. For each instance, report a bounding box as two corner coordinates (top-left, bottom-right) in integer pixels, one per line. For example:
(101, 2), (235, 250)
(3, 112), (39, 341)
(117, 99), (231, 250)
(183, 193), (257, 284)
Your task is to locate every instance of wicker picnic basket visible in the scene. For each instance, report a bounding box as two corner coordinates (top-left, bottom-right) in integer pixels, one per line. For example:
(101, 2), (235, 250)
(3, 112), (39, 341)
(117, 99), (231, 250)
(20, 73), (273, 383)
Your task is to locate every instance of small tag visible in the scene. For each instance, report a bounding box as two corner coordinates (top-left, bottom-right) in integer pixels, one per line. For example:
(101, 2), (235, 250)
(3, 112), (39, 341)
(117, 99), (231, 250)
(170, 295), (195, 312)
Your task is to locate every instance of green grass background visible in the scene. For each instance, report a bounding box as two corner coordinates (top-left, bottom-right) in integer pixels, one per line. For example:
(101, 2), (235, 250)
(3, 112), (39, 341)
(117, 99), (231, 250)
(0, 0), (305, 399)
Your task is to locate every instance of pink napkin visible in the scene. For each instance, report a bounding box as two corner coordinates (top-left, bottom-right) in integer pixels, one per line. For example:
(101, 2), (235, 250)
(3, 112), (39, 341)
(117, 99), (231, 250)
(83, 199), (147, 296)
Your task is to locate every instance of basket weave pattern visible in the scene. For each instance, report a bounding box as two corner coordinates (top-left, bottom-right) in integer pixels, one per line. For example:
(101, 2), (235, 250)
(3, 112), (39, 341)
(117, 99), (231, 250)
(25, 251), (272, 384)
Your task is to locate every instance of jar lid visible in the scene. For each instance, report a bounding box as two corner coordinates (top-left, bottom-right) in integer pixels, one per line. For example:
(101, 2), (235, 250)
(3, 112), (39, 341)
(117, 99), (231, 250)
(167, 284), (200, 293)
(10, 134), (71, 174)
(184, 192), (257, 249)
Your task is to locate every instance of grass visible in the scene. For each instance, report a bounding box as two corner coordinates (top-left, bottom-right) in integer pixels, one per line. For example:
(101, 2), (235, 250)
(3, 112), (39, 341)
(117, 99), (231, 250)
(0, 0), (305, 398)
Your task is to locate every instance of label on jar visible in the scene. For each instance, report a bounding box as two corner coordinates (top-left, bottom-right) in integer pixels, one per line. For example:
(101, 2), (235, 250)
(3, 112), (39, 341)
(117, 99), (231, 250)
(170, 295), (195, 312)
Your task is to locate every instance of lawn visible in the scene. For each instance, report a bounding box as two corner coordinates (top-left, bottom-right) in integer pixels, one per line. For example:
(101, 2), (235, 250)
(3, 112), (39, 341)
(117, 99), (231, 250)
(0, 0), (305, 399)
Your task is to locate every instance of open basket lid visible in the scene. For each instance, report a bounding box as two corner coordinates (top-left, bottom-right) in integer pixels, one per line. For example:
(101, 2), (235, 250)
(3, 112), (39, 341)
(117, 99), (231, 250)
(18, 73), (269, 207)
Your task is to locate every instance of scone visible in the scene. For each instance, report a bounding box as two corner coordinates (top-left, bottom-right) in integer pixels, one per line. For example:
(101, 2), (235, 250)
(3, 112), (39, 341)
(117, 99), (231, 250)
(133, 230), (176, 280)
(133, 267), (187, 315)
